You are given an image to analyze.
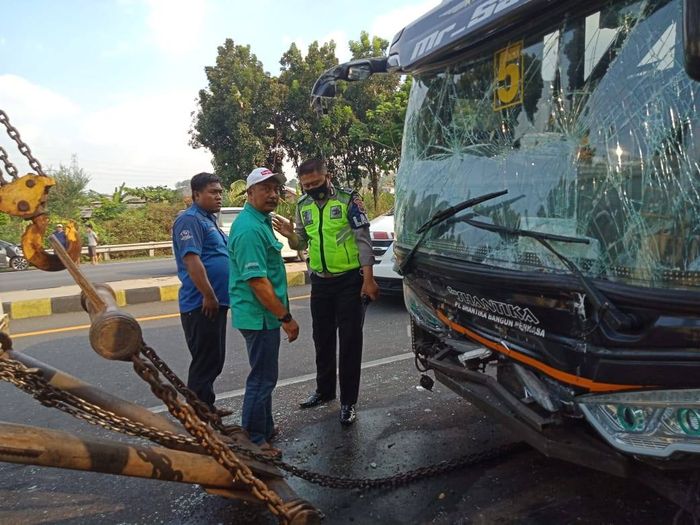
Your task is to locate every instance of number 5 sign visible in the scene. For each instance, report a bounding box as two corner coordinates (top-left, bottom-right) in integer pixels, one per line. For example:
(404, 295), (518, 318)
(494, 41), (523, 111)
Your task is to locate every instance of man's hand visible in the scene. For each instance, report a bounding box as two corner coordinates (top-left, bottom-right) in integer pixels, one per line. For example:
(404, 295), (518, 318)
(282, 319), (299, 342)
(202, 294), (219, 320)
(361, 277), (380, 302)
(272, 215), (295, 238)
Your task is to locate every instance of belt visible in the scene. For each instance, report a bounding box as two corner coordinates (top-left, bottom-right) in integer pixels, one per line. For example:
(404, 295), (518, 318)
(311, 269), (359, 279)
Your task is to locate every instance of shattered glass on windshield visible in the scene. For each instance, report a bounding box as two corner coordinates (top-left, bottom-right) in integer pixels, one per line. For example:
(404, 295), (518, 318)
(396, 0), (700, 290)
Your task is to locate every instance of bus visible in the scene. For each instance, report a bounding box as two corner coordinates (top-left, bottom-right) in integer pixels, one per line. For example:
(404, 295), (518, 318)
(312, 0), (700, 509)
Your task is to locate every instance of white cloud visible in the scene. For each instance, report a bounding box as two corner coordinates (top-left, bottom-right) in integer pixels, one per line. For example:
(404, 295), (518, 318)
(370, 0), (443, 43)
(146, 0), (208, 57)
(0, 74), (211, 192)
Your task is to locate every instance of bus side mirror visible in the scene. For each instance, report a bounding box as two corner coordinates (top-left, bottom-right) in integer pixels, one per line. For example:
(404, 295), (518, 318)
(684, 0), (700, 81)
(310, 57), (389, 113)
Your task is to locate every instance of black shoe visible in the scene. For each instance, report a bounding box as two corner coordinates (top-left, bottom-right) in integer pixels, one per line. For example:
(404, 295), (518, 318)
(299, 391), (335, 409)
(339, 405), (356, 426)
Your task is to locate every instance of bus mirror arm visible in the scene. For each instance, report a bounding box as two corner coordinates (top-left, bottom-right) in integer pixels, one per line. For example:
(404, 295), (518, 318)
(684, 0), (700, 81)
(311, 57), (389, 113)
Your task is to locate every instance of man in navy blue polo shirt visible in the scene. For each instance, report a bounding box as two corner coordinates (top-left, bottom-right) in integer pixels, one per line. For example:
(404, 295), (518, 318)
(172, 172), (229, 412)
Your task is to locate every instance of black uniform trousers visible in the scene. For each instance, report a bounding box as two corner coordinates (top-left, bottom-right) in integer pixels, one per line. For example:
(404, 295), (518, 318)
(180, 305), (228, 409)
(310, 270), (364, 405)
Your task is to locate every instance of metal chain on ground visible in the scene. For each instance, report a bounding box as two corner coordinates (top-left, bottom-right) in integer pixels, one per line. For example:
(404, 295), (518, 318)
(0, 355), (197, 450)
(0, 347), (526, 493)
(131, 350), (292, 524)
(1, 344), (527, 499)
(139, 343), (528, 489)
(230, 438), (527, 490)
(0, 109), (46, 176)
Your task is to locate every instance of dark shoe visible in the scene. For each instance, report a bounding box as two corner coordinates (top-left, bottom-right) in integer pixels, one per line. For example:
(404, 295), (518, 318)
(299, 391), (335, 409)
(339, 405), (356, 426)
(214, 407), (233, 418)
(268, 425), (280, 442)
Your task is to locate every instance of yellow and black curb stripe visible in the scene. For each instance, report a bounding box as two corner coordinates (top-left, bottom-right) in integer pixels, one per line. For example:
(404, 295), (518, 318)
(2, 271), (311, 320)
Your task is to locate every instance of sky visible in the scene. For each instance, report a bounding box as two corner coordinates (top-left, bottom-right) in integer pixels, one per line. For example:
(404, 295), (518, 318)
(0, 0), (440, 194)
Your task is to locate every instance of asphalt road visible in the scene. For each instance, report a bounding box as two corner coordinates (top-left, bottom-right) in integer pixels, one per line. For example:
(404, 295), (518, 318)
(0, 290), (677, 524)
(0, 257), (178, 292)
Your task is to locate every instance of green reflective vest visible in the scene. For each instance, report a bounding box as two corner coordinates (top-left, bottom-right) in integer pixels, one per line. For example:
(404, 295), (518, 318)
(298, 188), (360, 274)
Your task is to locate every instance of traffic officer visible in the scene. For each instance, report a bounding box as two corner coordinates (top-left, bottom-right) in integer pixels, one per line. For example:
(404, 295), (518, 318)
(273, 158), (379, 425)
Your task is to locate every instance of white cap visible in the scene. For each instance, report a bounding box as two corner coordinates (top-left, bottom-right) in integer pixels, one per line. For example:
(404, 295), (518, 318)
(246, 167), (286, 190)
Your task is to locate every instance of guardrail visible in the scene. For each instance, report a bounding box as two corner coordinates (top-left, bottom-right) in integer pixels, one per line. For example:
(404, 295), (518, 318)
(47, 241), (172, 260)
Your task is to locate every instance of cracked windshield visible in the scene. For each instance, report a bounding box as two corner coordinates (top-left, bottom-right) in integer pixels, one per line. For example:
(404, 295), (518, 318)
(397, 0), (700, 291)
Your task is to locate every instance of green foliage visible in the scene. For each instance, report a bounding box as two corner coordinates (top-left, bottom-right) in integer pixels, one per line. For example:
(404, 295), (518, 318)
(91, 198), (127, 222)
(191, 31), (409, 196)
(224, 179), (247, 206)
(47, 155), (91, 221)
(124, 185), (181, 203)
(100, 202), (181, 245)
(0, 215), (24, 244)
(359, 190), (395, 220)
(110, 183), (130, 204)
(190, 39), (285, 185)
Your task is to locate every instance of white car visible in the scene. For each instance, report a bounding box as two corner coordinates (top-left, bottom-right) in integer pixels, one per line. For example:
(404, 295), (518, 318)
(369, 212), (402, 296)
(217, 207), (303, 261)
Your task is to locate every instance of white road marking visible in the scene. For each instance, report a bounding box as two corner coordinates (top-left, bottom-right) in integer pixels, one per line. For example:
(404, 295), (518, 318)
(149, 351), (414, 413)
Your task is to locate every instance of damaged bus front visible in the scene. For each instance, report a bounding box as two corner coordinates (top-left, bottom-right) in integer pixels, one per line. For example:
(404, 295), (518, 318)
(313, 0), (700, 505)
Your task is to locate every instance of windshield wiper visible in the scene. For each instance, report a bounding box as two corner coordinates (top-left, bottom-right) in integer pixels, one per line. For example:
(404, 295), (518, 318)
(462, 217), (639, 332)
(398, 189), (508, 275)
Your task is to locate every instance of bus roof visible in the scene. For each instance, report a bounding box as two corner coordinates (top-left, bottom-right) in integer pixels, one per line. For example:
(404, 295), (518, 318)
(388, 0), (552, 71)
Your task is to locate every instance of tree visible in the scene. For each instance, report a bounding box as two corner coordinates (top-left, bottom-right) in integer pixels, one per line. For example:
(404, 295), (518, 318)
(47, 155), (90, 220)
(343, 32), (402, 200)
(125, 185), (180, 203)
(278, 41), (339, 170)
(190, 39), (285, 185)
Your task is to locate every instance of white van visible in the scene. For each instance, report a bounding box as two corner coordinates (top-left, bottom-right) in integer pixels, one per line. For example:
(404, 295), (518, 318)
(217, 207), (303, 261)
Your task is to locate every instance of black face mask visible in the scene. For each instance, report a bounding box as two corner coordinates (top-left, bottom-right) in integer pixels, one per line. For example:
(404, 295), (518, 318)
(306, 182), (329, 201)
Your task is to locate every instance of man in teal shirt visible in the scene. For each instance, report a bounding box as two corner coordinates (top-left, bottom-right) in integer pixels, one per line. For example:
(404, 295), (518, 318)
(229, 167), (300, 457)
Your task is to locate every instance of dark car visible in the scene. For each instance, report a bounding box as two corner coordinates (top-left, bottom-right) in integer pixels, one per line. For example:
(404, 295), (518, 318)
(0, 240), (29, 270)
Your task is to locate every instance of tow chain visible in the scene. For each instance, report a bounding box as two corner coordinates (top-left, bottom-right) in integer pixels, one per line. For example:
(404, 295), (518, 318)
(130, 348), (293, 523)
(0, 110), (46, 181)
(229, 438), (526, 490)
(0, 342), (528, 514)
(138, 343), (528, 488)
(0, 355), (196, 450)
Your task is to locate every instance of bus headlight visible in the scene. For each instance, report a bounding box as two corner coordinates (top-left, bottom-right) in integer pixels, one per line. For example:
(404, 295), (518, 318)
(403, 283), (446, 335)
(577, 389), (700, 457)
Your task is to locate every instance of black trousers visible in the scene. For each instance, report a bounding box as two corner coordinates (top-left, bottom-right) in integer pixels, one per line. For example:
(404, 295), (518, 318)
(180, 306), (228, 408)
(310, 270), (364, 405)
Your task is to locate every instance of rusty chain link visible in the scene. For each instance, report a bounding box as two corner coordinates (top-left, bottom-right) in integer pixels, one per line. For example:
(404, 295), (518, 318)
(0, 355), (197, 450)
(0, 339), (528, 521)
(230, 437), (526, 490)
(0, 144), (18, 184)
(0, 109), (46, 177)
(140, 344), (226, 430)
(130, 351), (293, 523)
(138, 344), (528, 491)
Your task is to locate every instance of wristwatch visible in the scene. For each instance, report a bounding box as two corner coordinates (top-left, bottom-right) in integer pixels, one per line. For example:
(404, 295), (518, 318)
(278, 312), (293, 323)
